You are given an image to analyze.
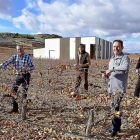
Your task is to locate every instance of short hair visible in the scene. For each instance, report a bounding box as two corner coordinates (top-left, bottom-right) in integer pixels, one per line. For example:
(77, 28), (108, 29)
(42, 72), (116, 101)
(16, 44), (24, 48)
(78, 44), (85, 49)
(113, 40), (123, 47)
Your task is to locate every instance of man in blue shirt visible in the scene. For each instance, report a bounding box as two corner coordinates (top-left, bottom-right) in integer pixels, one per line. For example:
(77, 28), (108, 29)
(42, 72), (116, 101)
(0, 44), (34, 113)
(102, 40), (130, 137)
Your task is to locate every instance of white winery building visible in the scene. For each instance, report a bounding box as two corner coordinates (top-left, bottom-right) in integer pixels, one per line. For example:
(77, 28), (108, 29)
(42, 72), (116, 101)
(33, 36), (113, 60)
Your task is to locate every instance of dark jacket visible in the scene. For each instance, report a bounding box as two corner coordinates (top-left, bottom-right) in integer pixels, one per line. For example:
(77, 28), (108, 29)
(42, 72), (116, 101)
(136, 58), (140, 69)
(76, 51), (90, 70)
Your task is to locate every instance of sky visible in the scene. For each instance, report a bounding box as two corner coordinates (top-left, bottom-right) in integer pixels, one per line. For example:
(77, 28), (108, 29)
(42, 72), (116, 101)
(0, 0), (140, 53)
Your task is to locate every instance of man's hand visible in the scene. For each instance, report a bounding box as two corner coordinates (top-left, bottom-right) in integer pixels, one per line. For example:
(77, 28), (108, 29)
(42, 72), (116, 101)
(22, 67), (29, 71)
(106, 70), (111, 76)
(74, 64), (78, 71)
(136, 69), (139, 74)
(79, 64), (85, 68)
(79, 64), (88, 68)
(102, 70), (110, 78)
(102, 73), (106, 78)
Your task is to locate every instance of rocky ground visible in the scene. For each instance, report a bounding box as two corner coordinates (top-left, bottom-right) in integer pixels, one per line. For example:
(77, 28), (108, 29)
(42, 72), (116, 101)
(0, 49), (140, 139)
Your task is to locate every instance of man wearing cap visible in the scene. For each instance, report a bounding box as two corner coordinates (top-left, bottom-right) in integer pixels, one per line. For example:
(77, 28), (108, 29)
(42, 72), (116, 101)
(0, 44), (34, 113)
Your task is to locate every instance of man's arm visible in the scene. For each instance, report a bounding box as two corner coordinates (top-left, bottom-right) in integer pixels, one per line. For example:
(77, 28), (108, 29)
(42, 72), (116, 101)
(86, 53), (91, 66)
(109, 56), (130, 72)
(0, 56), (14, 70)
(27, 57), (34, 73)
(103, 56), (130, 76)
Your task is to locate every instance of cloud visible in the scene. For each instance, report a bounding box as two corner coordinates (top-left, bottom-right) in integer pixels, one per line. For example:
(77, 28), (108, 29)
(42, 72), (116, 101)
(0, 14), (12, 21)
(13, 8), (39, 31)
(31, 31), (42, 34)
(25, 0), (37, 9)
(132, 33), (140, 39)
(0, 0), (14, 15)
(0, 0), (14, 20)
(123, 41), (140, 53)
(11, 0), (140, 52)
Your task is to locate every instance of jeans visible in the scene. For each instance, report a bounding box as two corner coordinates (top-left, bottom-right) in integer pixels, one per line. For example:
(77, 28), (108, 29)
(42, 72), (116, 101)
(108, 92), (123, 132)
(12, 73), (30, 109)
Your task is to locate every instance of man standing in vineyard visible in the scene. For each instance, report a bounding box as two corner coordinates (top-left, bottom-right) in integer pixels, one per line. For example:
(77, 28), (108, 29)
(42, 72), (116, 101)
(74, 44), (91, 93)
(0, 44), (34, 113)
(134, 58), (140, 97)
(102, 40), (130, 137)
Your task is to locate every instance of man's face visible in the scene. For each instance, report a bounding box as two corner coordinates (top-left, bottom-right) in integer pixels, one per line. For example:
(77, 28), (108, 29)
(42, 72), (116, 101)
(79, 45), (84, 53)
(113, 41), (123, 56)
(17, 46), (24, 56)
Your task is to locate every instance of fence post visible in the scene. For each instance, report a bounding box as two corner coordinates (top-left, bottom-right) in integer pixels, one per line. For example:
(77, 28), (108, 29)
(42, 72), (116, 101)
(85, 109), (94, 136)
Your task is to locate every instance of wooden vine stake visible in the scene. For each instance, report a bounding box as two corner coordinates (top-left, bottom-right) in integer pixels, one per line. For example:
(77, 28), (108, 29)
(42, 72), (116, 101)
(21, 92), (27, 121)
(85, 109), (94, 136)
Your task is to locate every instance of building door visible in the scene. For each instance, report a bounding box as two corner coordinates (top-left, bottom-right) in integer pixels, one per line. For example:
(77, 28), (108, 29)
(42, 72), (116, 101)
(49, 50), (55, 59)
(90, 44), (96, 59)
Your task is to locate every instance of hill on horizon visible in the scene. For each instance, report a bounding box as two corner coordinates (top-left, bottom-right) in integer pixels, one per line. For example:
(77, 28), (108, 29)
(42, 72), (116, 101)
(0, 32), (62, 50)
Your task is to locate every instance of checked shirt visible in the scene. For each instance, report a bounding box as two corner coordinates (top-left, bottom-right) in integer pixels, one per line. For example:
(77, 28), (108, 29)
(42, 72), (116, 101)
(1, 53), (34, 74)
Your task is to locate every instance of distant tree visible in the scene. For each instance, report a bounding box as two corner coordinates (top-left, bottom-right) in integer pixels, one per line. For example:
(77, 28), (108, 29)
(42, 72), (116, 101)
(41, 34), (62, 40)
(11, 33), (34, 39)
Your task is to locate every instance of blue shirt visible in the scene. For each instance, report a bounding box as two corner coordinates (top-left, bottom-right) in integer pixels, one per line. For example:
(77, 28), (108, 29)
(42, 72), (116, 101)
(1, 53), (34, 74)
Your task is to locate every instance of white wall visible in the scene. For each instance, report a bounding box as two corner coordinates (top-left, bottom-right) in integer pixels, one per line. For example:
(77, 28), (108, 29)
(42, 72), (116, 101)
(70, 38), (75, 59)
(45, 38), (60, 59)
(81, 37), (96, 55)
(95, 37), (99, 44)
(33, 37), (112, 60)
(33, 48), (46, 58)
(100, 39), (104, 59)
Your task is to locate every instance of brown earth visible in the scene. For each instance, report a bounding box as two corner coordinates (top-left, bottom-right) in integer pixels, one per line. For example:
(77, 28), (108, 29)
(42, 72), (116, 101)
(0, 50), (140, 140)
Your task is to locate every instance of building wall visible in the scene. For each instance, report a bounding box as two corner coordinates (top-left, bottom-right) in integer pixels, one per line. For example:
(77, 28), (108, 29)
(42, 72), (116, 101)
(45, 38), (60, 59)
(33, 36), (113, 60)
(75, 37), (81, 60)
(33, 48), (46, 58)
(100, 39), (104, 59)
(60, 38), (70, 60)
(81, 37), (96, 55)
(70, 38), (75, 59)
(106, 41), (109, 59)
(110, 42), (113, 56)
(102, 40), (106, 59)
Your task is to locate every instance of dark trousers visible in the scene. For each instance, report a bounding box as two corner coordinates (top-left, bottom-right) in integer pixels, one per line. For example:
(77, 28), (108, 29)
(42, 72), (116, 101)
(109, 92), (122, 132)
(134, 76), (140, 97)
(75, 70), (88, 92)
(12, 73), (30, 109)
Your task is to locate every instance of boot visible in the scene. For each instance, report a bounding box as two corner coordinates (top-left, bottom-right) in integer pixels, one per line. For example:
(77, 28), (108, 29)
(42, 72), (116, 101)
(9, 97), (18, 114)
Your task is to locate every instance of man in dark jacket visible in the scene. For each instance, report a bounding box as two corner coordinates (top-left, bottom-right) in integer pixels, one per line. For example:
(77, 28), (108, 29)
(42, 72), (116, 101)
(74, 44), (91, 93)
(134, 58), (140, 97)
